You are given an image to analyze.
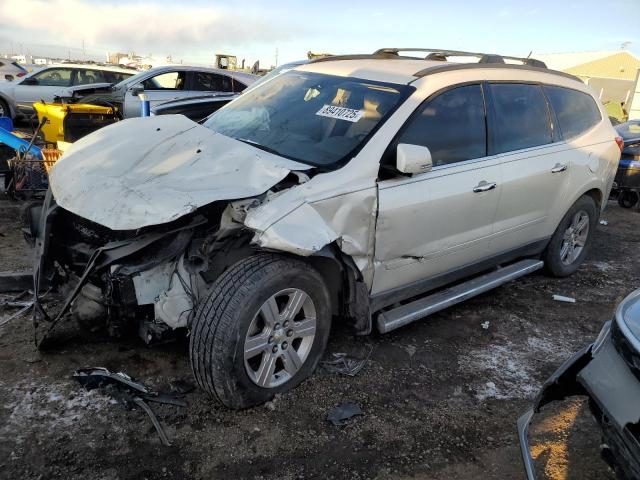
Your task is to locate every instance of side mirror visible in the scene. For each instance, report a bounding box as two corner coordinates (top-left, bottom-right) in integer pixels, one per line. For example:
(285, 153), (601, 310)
(130, 85), (144, 96)
(396, 143), (433, 175)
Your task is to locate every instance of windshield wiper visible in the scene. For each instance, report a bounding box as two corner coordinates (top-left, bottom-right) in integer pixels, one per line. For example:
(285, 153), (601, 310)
(237, 138), (282, 157)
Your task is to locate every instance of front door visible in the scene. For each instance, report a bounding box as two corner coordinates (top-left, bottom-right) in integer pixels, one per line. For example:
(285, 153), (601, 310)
(14, 67), (75, 113)
(372, 84), (501, 296)
(124, 70), (188, 117)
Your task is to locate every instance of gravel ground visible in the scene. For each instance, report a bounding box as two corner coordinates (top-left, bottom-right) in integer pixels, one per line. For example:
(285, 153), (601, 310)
(0, 197), (638, 480)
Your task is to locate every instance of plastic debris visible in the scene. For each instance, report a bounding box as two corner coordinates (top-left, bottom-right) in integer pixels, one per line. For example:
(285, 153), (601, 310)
(553, 294), (576, 303)
(327, 402), (363, 426)
(321, 346), (373, 377)
(599, 219), (608, 226)
(481, 321), (490, 330)
(73, 367), (189, 446)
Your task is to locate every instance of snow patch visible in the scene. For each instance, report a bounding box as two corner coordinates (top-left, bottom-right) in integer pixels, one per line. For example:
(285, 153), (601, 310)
(460, 335), (574, 401)
(0, 380), (112, 444)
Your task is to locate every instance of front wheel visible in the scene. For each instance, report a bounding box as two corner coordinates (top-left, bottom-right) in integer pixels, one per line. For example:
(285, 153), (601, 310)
(189, 254), (331, 409)
(544, 195), (598, 277)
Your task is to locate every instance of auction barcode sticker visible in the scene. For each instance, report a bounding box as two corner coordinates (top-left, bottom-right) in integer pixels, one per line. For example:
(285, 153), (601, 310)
(316, 105), (364, 122)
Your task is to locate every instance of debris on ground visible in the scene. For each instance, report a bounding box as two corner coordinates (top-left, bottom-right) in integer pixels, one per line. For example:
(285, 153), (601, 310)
(73, 367), (189, 446)
(327, 402), (363, 426)
(599, 219), (609, 226)
(320, 346), (373, 376)
(0, 290), (34, 328)
(552, 294), (576, 303)
(480, 321), (490, 330)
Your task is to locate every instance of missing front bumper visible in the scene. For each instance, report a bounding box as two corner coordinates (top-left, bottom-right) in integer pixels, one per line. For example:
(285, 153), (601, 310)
(517, 322), (640, 480)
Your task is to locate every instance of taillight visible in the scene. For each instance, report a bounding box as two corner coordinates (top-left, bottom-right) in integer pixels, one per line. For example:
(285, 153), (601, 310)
(615, 136), (624, 152)
(16, 72), (26, 77)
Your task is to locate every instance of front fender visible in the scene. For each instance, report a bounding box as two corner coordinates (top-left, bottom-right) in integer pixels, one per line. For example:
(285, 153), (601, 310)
(249, 202), (338, 256)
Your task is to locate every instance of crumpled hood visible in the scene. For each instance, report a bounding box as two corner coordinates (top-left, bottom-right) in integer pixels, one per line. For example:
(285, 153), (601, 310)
(49, 115), (310, 230)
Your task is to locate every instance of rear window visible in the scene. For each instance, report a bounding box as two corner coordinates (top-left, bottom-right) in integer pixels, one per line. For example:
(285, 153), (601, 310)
(544, 86), (601, 140)
(489, 83), (552, 154)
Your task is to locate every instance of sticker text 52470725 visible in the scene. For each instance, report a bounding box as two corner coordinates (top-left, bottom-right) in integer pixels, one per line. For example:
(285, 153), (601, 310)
(316, 104), (364, 123)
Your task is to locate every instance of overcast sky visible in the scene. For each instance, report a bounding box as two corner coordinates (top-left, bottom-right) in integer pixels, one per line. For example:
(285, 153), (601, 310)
(1, 0), (638, 66)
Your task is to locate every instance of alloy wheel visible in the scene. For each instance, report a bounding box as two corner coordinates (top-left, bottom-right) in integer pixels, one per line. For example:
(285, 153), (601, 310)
(244, 288), (317, 388)
(560, 210), (589, 265)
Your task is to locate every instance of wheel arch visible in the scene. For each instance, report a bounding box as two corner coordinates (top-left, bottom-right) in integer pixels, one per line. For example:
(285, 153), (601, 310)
(301, 244), (372, 334)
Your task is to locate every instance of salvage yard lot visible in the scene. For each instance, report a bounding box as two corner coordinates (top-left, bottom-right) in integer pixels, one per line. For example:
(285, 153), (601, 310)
(0, 198), (637, 480)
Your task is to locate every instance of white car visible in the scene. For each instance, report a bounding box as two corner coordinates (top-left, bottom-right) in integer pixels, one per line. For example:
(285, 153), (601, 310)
(29, 48), (621, 409)
(75, 65), (258, 118)
(0, 64), (135, 118)
(0, 59), (28, 83)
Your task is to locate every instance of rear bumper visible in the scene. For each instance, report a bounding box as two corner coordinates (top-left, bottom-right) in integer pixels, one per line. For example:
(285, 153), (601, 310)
(517, 324), (640, 479)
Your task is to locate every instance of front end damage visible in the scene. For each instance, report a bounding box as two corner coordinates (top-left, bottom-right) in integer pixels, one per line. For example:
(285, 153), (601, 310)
(517, 289), (640, 480)
(29, 115), (374, 346)
(31, 189), (253, 345)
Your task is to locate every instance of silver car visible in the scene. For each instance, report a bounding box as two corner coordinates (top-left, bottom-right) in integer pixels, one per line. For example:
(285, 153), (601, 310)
(76, 65), (258, 118)
(0, 64), (135, 118)
(0, 59), (28, 83)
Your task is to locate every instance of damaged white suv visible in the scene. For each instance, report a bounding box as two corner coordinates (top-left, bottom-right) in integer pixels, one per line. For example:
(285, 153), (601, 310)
(30, 49), (621, 408)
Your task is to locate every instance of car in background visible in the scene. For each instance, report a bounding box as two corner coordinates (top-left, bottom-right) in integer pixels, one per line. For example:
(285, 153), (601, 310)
(0, 64), (135, 118)
(613, 120), (640, 208)
(149, 62), (304, 122)
(0, 60), (28, 83)
(78, 65), (257, 118)
(518, 289), (640, 480)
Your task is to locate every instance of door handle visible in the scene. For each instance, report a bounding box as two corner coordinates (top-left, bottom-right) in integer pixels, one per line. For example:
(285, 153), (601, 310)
(473, 181), (497, 193)
(551, 163), (568, 173)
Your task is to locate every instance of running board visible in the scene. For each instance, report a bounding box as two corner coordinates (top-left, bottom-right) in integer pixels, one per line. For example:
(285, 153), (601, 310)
(375, 259), (544, 334)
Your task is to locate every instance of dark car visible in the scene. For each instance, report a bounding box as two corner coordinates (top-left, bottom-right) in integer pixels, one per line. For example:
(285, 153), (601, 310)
(150, 94), (236, 122)
(614, 120), (640, 208)
(518, 289), (640, 480)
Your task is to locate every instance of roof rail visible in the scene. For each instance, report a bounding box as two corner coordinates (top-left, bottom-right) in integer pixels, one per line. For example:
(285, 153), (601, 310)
(373, 48), (547, 68)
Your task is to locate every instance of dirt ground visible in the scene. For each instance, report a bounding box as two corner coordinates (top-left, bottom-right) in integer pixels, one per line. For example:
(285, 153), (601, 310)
(0, 197), (638, 480)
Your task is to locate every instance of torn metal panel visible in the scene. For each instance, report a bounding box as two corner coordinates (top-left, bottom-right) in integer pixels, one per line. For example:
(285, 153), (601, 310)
(250, 203), (338, 256)
(578, 338), (640, 428)
(49, 115), (310, 230)
(245, 185), (378, 285)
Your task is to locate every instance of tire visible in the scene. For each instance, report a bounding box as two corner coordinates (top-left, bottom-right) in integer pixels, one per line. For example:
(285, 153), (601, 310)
(544, 195), (598, 277)
(0, 98), (9, 119)
(618, 190), (639, 209)
(190, 253), (332, 409)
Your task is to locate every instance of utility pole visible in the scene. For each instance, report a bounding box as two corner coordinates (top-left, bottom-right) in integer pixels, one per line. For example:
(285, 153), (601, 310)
(275, 47), (279, 67)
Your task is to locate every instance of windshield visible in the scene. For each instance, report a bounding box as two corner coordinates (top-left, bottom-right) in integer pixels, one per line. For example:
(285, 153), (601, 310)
(204, 71), (412, 167)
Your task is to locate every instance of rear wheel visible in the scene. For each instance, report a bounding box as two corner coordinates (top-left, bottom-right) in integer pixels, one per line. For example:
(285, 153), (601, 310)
(189, 253), (331, 409)
(618, 190), (639, 209)
(544, 195), (598, 277)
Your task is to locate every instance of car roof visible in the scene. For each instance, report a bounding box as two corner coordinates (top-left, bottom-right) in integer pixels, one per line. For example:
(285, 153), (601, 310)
(295, 53), (582, 87)
(43, 63), (135, 74)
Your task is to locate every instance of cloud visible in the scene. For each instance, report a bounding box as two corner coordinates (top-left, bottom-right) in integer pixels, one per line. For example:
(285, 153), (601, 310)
(0, 0), (299, 57)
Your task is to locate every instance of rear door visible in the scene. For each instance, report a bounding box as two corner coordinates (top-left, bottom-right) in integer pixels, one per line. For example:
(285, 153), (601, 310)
(187, 71), (244, 95)
(486, 82), (570, 255)
(372, 84), (501, 296)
